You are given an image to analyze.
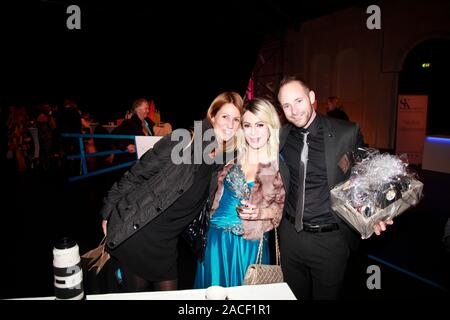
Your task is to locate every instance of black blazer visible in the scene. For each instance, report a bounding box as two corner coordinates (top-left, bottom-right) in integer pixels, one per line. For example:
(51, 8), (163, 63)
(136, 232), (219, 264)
(279, 113), (365, 250)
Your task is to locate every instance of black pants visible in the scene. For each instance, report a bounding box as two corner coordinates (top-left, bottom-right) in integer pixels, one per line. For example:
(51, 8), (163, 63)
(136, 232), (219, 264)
(280, 218), (349, 300)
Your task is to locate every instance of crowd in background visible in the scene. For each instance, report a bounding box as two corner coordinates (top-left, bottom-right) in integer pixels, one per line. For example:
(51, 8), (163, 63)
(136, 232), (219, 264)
(1, 98), (168, 178)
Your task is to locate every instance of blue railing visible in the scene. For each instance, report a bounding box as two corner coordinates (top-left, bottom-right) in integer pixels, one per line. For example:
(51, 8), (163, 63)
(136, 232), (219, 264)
(62, 133), (138, 182)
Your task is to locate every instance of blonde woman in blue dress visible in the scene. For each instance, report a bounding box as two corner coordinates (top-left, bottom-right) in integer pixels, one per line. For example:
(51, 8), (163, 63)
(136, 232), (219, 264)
(194, 98), (285, 288)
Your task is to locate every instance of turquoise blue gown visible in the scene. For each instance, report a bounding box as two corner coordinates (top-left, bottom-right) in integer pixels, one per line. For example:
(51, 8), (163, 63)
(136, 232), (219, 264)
(194, 165), (269, 288)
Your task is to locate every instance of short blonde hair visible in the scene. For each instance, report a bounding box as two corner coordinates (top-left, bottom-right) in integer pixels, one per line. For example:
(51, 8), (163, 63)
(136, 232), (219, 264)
(238, 98), (281, 163)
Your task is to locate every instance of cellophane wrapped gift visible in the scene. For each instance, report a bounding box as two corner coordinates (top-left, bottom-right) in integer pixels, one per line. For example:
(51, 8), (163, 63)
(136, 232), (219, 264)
(330, 149), (423, 239)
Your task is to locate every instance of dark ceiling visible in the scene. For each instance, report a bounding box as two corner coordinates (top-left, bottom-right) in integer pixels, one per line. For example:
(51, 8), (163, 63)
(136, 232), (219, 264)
(0, 0), (370, 126)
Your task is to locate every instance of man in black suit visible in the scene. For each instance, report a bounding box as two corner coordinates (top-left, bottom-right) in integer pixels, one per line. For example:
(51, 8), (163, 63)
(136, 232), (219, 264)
(277, 76), (391, 299)
(111, 98), (154, 166)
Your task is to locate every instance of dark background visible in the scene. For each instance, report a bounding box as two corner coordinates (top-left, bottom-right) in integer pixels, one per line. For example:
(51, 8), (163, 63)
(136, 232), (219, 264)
(1, 0), (268, 128)
(0, 0), (373, 128)
(398, 38), (450, 136)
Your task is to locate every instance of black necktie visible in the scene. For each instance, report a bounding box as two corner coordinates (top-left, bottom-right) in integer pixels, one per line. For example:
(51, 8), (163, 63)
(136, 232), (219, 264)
(295, 130), (309, 232)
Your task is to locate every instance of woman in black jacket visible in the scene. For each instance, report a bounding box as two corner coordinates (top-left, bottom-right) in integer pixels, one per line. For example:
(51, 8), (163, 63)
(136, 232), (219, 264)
(100, 92), (244, 292)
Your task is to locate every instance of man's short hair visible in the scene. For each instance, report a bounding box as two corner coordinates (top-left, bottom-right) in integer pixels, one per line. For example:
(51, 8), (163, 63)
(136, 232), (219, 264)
(279, 75), (310, 92)
(131, 98), (148, 112)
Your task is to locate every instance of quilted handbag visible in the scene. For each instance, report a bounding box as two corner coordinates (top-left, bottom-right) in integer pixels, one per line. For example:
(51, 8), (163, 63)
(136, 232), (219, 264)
(243, 228), (283, 285)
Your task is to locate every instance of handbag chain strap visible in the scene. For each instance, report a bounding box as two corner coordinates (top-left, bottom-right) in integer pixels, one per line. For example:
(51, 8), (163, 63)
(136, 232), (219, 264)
(255, 228), (280, 266)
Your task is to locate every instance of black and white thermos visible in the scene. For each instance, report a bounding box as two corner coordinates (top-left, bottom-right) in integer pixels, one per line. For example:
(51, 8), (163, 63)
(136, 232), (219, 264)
(53, 237), (85, 300)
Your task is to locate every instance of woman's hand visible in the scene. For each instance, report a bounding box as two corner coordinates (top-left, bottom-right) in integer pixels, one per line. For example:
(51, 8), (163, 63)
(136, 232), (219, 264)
(237, 200), (274, 220)
(102, 220), (108, 236)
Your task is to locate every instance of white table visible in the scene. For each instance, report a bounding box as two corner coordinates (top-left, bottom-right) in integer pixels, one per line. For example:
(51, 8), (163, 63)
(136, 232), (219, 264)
(14, 283), (296, 300)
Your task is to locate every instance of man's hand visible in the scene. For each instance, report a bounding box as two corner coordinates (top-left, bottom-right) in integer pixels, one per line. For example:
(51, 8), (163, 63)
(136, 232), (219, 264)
(373, 219), (394, 236)
(127, 144), (136, 153)
(338, 154), (350, 174)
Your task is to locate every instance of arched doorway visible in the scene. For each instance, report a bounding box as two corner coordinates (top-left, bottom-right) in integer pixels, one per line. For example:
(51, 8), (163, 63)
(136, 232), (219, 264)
(398, 38), (450, 136)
